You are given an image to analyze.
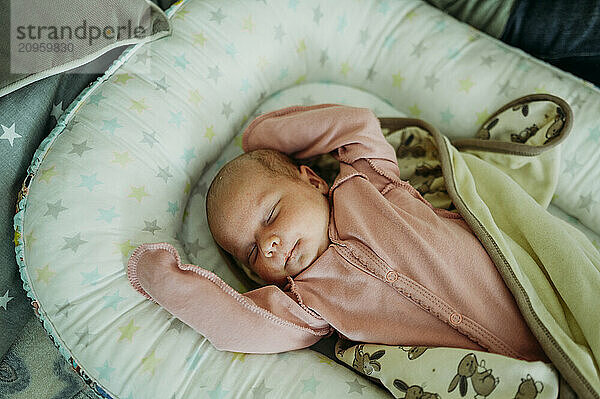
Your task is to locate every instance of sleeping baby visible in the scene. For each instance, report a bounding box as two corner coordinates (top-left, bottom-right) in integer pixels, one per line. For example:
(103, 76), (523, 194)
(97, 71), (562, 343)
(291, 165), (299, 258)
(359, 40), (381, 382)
(127, 104), (547, 361)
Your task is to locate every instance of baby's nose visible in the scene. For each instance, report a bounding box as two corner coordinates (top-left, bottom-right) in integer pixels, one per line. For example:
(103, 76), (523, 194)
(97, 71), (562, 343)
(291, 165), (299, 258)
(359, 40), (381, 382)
(262, 235), (281, 258)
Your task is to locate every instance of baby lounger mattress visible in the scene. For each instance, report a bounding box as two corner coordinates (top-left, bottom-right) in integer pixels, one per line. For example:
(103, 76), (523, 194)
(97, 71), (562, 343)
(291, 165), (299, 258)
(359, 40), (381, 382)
(13, 0), (600, 398)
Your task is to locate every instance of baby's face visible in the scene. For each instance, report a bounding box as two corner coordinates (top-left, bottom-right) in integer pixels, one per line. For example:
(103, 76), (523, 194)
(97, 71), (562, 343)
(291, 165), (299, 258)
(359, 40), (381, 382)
(211, 164), (330, 285)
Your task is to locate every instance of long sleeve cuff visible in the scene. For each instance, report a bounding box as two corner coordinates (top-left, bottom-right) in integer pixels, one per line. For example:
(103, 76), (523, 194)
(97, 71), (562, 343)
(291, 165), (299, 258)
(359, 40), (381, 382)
(127, 242), (332, 353)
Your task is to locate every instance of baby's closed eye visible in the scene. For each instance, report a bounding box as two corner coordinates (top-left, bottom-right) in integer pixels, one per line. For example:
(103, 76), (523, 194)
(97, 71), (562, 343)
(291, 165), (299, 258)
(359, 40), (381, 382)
(248, 244), (257, 265)
(267, 201), (278, 223)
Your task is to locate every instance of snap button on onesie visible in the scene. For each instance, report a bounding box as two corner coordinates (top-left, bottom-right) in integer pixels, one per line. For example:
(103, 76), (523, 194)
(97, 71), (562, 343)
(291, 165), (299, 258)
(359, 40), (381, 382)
(385, 270), (399, 282)
(449, 312), (463, 326)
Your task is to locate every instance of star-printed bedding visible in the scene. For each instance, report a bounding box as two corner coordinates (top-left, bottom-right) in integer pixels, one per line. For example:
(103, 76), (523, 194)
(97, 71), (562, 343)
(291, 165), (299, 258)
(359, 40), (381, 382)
(0, 66), (127, 361)
(13, 0), (600, 398)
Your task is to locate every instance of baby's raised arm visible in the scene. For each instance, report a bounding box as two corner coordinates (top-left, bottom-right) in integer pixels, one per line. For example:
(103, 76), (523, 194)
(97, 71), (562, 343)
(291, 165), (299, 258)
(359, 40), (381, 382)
(127, 243), (332, 353)
(243, 104), (400, 179)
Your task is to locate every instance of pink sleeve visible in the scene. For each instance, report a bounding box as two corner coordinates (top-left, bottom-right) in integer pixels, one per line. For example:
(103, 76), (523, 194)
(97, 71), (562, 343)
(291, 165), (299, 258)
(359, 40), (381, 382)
(242, 104), (399, 171)
(127, 243), (332, 354)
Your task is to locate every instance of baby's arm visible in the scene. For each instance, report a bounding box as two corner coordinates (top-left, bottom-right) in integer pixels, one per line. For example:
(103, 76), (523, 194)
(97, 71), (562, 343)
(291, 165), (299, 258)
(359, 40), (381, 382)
(127, 243), (332, 354)
(242, 104), (401, 181)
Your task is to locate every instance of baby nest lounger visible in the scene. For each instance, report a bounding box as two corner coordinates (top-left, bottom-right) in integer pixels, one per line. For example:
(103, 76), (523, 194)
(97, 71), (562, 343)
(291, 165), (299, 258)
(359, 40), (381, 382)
(13, 0), (600, 398)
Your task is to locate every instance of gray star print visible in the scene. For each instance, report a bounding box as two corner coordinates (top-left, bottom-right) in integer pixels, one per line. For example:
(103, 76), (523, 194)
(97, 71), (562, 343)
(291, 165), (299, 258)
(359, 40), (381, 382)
(166, 319), (185, 335)
(480, 54), (495, 67)
(54, 299), (71, 318)
(62, 233), (87, 252)
(135, 51), (151, 65)
(577, 193), (598, 213)
(75, 326), (97, 348)
(313, 5), (323, 24)
(69, 140), (93, 157)
(45, 199), (68, 219)
(210, 8), (226, 24)
(154, 76), (169, 92)
(141, 131), (159, 147)
(156, 166), (173, 183)
(222, 102), (233, 119)
(424, 73), (439, 91)
(143, 219), (162, 235)
(252, 380), (273, 398)
(208, 65), (222, 83)
(319, 50), (329, 67)
(411, 39), (427, 57)
(346, 378), (367, 394)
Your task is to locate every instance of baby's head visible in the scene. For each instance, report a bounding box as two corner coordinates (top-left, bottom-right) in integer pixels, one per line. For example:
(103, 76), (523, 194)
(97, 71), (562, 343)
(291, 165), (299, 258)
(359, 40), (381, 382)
(206, 149), (330, 286)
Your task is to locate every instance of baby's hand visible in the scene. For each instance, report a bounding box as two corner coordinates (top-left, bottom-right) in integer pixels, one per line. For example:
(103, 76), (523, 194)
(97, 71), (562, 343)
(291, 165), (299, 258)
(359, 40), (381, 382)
(128, 243), (185, 301)
(138, 249), (176, 292)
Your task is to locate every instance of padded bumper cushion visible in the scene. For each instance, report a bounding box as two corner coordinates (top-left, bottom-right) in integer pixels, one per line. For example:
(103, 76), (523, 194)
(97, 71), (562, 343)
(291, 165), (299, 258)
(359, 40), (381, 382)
(13, 0), (600, 398)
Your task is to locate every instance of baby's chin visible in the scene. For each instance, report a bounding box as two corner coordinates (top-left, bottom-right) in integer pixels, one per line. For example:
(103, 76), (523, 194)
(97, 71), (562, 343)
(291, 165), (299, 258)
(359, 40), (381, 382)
(266, 274), (290, 287)
(263, 262), (309, 286)
(267, 265), (306, 286)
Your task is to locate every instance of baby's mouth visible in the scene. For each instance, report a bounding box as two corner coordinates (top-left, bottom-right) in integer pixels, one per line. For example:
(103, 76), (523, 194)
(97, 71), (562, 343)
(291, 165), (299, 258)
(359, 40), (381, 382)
(284, 240), (299, 269)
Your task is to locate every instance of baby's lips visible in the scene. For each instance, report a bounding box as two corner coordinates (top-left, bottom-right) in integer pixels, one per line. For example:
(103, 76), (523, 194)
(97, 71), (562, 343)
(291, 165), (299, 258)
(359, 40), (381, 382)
(286, 240), (298, 264)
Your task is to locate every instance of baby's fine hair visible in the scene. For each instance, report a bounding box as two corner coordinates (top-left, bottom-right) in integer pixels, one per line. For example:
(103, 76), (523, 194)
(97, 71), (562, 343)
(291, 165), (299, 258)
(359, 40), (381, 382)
(205, 149), (299, 234)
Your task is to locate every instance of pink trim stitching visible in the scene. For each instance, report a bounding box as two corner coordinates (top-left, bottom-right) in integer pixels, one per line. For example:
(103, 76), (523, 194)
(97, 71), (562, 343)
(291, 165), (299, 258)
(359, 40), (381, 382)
(328, 170), (368, 197)
(286, 276), (324, 320)
(127, 245), (157, 303)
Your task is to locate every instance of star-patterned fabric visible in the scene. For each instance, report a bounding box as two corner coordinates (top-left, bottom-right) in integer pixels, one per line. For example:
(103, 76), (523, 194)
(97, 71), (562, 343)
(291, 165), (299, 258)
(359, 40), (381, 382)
(1, 50), (139, 364)
(13, 0), (600, 398)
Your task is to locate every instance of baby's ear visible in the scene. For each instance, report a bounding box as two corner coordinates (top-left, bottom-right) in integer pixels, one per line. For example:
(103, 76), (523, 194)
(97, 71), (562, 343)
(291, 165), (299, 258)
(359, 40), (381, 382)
(299, 165), (329, 194)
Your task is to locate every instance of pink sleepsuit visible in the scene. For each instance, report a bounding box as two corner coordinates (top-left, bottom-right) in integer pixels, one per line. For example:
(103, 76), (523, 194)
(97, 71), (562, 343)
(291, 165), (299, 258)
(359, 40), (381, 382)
(127, 104), (546, 361)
